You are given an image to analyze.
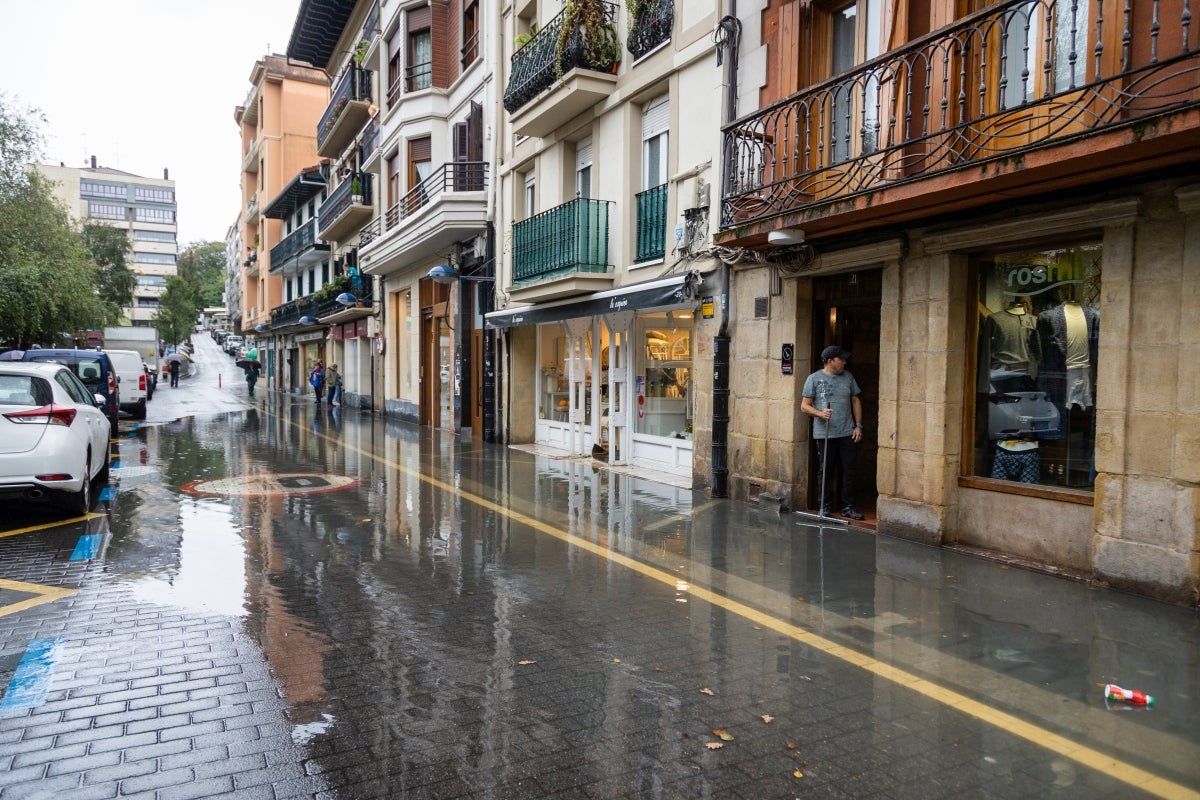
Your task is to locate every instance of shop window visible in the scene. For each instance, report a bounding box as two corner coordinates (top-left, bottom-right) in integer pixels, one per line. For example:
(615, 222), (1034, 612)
(636, 312), (692, 439)
(970, 241), (1101, 490)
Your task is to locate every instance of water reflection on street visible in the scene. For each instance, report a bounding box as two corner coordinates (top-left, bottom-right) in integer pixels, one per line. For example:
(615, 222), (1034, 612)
(2, 365), (1196, 797)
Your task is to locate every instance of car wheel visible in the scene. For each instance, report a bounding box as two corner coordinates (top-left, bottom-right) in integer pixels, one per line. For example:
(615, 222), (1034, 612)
(64, 453), (92, 516)
(134, 399), (147, 420)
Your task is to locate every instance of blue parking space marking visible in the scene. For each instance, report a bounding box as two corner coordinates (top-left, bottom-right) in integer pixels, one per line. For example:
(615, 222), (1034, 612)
(70, 534), (103, 561)
(0, 638), (62, 712)
(98, 487), (117, 502)
(111, 460), (121, 469)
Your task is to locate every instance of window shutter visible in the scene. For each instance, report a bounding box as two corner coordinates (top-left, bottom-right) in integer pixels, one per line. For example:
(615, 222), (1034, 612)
(453, 122), (469, 162)
(410, 136), (432, 162)
(642, 97), (669, 141)
(576, 138), (592, 171)
(407, 6), (431, 32)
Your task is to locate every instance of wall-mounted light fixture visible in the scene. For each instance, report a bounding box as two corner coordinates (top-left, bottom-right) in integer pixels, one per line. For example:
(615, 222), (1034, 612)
(335, 292), (378, 307)
(425, 263), (496, 284)
(767, 228), (806, 246)
(298, 315), (318, 326)
(254, 323), (268, 333)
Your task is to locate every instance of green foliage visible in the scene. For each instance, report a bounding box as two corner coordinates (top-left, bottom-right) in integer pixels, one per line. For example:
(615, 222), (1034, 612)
(81, 222), (136, 323)
(153, 275), (201, 348)
(0, 96), (106, 348)
(176, 241), (225, 308)
(624, 0), (655, 21)
(556, 0), (620, 77)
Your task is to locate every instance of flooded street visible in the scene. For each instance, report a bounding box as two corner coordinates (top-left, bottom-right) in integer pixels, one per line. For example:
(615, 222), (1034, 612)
(0, 335), (1197, 799)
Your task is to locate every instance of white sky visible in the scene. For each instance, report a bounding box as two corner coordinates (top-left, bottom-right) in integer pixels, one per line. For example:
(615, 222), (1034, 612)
(0, 0), (303, 246)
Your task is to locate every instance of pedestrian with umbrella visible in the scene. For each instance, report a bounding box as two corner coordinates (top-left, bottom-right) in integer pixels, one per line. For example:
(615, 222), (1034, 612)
(236, 355), (261, 398)
(309, 360), (324, 404)
(164, 352), (187, 387)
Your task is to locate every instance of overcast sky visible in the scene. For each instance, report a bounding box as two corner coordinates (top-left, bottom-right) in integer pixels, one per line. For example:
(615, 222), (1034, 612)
(1, 0), (304, 246)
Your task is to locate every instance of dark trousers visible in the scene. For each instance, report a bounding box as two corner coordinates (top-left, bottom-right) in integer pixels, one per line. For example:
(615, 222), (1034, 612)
(313, 383), (323, 402)
(816, 436), (857, 511)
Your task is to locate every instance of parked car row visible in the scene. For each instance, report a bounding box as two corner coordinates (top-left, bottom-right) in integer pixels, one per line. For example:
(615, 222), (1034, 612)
(0, 361), (113, 515)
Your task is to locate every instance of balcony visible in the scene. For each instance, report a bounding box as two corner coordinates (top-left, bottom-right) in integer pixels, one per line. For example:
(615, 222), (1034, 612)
(359, 120), (380, 171)
(510, 198), (613, 301)
(245, 194), (260, 225)
(503, 2), (620, 138)
(626, 0), (672, 61)
(634, 183), (668, 262)
(242, 136), (260, 173)
(360, 162), (488, 277)
(717, 0), (1200, 243)
(269, 219), (330, 276)
(318, 171), (373, 243)
(269, 276), (371, 328)
(317, 65), (374, 158)
(243, 250), (259, 275)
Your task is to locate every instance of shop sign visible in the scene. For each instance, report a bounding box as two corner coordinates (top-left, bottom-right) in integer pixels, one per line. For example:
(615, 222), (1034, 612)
(356, 319), (369, 338)
(330, 326), (345, 341)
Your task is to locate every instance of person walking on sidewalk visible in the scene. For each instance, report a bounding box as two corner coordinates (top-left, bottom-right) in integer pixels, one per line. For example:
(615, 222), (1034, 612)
(325, 363), (342, 406)
(800, 345), (866, 520)
(168, 358), (181, 388)
(310, 360), (324, 404)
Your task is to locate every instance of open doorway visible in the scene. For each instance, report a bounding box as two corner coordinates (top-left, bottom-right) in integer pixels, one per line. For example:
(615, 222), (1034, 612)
(808, 270), (881, 517)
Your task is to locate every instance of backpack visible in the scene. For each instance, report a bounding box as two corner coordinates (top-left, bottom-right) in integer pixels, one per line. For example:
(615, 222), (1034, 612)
(310, 368), (321, 387)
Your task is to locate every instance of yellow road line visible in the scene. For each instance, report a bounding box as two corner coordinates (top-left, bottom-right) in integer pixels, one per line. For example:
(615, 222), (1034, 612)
(0, 513), (105, 539)
(0, 578), (78, 619)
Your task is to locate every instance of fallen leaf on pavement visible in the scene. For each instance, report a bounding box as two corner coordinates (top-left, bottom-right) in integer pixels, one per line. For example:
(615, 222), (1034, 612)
(705, 742), (724, 750)
(700, 688), (715, 696)
(785, 741), (796, 750)
(793, 769), (804, 778)
(517, 660), (537, 665)
(712, 729), (734, 741)
(761, 715), (774, 724)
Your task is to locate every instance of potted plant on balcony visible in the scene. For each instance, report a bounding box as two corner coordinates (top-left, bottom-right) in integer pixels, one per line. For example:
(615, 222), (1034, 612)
(556, 0), (620, 77)
(351, 175), (364, 204)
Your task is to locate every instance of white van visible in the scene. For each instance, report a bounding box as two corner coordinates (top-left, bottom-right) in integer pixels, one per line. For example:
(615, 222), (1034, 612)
(103, 349), (150, 420)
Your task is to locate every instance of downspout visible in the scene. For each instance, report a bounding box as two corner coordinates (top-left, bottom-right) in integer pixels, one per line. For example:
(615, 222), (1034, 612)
(484, 0), (503, 443)
(711, 1), (740, 498)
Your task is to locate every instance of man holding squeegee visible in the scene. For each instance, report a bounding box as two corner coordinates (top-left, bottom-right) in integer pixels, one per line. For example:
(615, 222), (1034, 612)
(800, 345), (865, 521)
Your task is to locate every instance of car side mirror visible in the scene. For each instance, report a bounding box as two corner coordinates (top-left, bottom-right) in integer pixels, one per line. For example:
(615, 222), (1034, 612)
(93, 393), (106, 407)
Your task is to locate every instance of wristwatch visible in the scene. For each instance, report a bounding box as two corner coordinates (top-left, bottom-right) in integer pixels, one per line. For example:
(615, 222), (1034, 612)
(854, 423), (864, 430)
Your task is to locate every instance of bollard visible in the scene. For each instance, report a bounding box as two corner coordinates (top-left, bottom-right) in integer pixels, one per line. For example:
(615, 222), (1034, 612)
(218, 373), (221, 388)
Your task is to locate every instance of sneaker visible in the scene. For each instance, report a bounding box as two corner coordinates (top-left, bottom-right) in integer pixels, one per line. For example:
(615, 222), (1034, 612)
(841, 507), (865, 521)
(818, 507), (833, 518)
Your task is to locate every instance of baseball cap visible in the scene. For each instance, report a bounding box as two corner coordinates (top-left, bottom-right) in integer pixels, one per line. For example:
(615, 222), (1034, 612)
(821, 345), (851, 362)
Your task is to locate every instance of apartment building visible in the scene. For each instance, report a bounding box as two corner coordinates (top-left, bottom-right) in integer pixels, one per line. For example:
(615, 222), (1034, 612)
(711, 0), (1200, 603)
(490, 0), (722, 480)
(234, 53), (329, 393)
(36, 158), (178, 326)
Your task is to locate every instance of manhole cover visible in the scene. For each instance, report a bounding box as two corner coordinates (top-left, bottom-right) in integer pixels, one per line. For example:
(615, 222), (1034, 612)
(181, 473), (359, 497)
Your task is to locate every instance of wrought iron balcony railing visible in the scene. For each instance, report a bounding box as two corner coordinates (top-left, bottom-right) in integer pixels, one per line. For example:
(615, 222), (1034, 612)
(270, 276), (370, 328)
(720, 0), (1200, 228)
(379, 161), (488, 234)
(503, 1), (620, 114)
(317, 65), (373, 154)
(512, 197), (613, 284)
(270, 219), (328, 269)
(626, 0), (673, 60)
(362, 1), (379, 42)
(359, 120), (380, 165)
(634, 183), (668, 262)
(359, 216), (382, 247)
(318, 171), (373, 235)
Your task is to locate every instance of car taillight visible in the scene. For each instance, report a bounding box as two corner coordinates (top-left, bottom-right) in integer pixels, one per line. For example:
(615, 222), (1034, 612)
(3, 404), (77, 426)
(139, 374), (146, 391)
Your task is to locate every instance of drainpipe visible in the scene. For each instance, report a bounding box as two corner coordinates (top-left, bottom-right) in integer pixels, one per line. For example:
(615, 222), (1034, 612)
(711, 0), (739, 498)
(484, 0), (503, 443)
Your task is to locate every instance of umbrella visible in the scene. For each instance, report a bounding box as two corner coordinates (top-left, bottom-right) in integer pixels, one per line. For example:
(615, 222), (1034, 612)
(236, 357), (259, 370)
(0, 350), (26, 361)
(164, 353), (189, 365)
(246, 347), (258, 360)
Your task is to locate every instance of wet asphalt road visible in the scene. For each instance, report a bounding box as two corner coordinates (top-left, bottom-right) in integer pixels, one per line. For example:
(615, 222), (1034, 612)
(0, 335), (1197, 799)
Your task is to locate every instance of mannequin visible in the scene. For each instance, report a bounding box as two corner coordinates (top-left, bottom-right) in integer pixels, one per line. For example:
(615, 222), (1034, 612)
(1037, 290), (1099, 410)
(987, 297), (1040, 376)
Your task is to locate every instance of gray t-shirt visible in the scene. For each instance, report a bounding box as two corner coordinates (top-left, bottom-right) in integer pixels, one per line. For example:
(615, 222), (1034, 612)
(802, 369), (862, 439)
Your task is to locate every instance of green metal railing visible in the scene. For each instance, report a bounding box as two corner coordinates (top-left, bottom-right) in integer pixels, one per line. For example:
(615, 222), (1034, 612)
(634, 183), (668, 262)
(512, 197), (612, 284)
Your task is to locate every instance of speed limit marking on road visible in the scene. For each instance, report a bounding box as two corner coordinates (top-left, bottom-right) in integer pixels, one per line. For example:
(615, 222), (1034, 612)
(181, 473), (359, 497)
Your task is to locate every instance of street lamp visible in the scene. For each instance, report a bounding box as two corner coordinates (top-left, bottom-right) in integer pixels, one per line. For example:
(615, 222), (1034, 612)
(334, 292), (379, 307)
(254, 323), (268, 333)
(424, 263), (495, 283)
(298, 315), (318, 326)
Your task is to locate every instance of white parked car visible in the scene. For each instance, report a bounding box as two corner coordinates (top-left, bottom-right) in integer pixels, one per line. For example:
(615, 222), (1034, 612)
(0, 362), (111, 514)
(988, 369), (1060, 440)
(104, 349), (150, 420)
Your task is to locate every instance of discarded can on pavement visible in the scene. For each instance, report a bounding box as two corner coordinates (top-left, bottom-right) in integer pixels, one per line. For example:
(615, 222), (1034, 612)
(1104, 683), (1154, 706)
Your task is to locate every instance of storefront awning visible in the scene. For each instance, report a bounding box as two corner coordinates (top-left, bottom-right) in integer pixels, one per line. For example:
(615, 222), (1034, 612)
(485, 273), (698, 330)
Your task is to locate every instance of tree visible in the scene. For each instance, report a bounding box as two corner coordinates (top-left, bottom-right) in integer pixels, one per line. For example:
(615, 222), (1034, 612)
(82, 222), (136, 323)
(0, 94), (106, 348)
(153, 275), (201, 348)
(178, 241), (226, 308)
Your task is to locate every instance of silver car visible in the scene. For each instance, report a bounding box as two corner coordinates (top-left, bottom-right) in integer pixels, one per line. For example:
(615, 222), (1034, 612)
(988, 369), (1060, 440)
(0, 362), (110, 514)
